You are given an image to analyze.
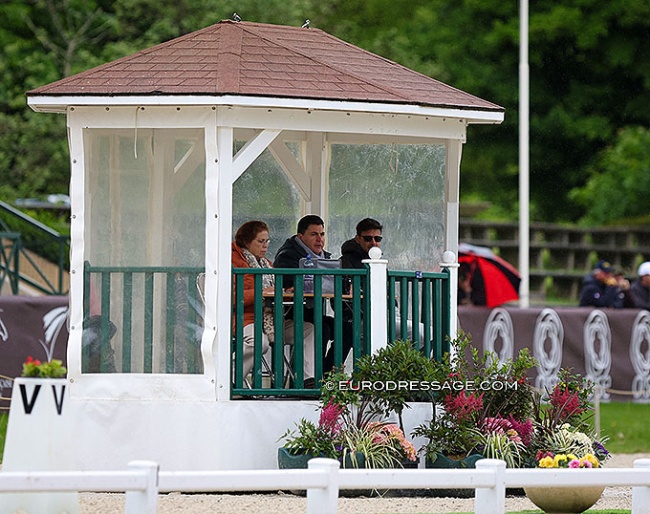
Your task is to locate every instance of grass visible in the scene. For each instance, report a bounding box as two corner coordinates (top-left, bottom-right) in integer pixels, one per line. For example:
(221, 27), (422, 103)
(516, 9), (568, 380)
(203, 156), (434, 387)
(474, 509), (630, 514)
(590, 402), (650, 453)
(0, 412), (7, 463)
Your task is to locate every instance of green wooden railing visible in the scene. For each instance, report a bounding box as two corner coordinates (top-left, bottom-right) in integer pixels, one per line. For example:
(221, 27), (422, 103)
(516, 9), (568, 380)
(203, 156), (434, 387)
(0, 201), (69, 295)
(231, 267), (369, 397)
(81, 264), (452, 399)
(83, 263), (204, 374)
(388, 269), (452, 361)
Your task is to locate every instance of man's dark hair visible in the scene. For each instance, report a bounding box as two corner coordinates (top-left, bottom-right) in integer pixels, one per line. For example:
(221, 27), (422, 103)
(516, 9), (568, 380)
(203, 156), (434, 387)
(356, 218), (383, 235)
(297, 214), (325, 234)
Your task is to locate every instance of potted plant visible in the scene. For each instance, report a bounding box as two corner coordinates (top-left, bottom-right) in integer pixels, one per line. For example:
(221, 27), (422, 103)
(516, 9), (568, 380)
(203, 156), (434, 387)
(523, 369), (610, 513)
(279, 340), (429, 471)
(21, 356), (67, 379)
(413, 332), (536, 469)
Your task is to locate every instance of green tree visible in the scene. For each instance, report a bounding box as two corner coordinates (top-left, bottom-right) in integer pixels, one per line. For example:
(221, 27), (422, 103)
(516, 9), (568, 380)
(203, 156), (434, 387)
(0, 0), (320, 204)
(570, 126), (650, 225)
(3, 0), (650, 225)
(315, 0), (650, 222)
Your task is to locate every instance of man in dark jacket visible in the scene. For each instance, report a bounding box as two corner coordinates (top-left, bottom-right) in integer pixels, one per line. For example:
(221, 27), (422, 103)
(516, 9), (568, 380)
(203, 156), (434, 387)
(274, 214), (350, 380)
(631, 261), (650, 310)
(340, 218), (383, 269)
(579, 260), (623, 308)
(274, 214), (331, 289)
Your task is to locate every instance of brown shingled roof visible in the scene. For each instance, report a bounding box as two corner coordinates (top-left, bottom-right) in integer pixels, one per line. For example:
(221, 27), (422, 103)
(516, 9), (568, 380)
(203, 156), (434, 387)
(27, 20), (502, 112)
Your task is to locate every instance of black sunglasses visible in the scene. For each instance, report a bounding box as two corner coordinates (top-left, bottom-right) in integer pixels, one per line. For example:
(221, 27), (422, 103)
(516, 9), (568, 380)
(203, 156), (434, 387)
(361, 235), (382, 242)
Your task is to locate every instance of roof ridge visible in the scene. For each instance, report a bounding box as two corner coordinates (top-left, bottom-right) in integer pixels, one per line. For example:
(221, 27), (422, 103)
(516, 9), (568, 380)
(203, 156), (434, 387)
(237, 23), (419, 105)
(236, 22), (497, 109)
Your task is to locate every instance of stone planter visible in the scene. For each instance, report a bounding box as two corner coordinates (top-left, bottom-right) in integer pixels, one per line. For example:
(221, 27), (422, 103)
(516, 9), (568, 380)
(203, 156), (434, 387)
(524, 485), (604, 513)
(278, 447), (414, 497)
(277, 447), (366, 469)
(424, 452), (484, 497)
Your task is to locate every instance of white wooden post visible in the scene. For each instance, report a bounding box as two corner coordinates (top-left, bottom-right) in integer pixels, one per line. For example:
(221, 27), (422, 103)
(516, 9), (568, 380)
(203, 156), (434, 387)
(632, 458), (650, 514)
(440, 250), (459, 342)
(363, 247), (388, 353)
(307, 458), (339, 514)
(474, 459), (505, 514)
(124, 461), (159, 514)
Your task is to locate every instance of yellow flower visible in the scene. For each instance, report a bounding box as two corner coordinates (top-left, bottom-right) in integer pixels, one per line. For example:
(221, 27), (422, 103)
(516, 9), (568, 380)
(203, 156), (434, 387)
(567, 453), (578, 461)
(583, 453), (600, 468)
(554, 454), (568, 466)
(539, 456), (556, 468)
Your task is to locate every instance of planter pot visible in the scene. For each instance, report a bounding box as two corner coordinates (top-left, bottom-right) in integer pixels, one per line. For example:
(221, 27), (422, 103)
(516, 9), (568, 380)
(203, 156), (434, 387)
(277, 447), (366, 469)
(424, 452), (484, 498)
(278, 447), (403, 497)
(277, 447), (317, 470)
(524, 485), (604, 513)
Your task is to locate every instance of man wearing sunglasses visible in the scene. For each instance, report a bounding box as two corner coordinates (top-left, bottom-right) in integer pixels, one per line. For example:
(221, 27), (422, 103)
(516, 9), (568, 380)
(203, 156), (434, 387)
(340, 218), (383, 269)
(341, 217), (430, 348)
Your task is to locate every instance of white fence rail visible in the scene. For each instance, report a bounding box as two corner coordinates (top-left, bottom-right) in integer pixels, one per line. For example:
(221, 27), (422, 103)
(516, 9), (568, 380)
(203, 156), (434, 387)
(0, 461), (158, 514)
(1, 458), (650, 514)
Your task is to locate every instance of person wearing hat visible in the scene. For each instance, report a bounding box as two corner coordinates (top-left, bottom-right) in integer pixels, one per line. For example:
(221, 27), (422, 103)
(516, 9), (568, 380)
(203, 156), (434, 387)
(631, 261), (650, 310)
(579, 259), (624, 308)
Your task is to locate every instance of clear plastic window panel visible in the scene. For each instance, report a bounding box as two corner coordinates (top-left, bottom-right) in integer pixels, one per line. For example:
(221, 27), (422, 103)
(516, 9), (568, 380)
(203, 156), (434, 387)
(82, 128), (206, 374)
(232, 144), (303, 256)
(328, 143), (447, 270)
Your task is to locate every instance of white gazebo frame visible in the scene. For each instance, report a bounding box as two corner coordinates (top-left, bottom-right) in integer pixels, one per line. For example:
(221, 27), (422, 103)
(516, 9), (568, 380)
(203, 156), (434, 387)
(28, 82), (502, 471)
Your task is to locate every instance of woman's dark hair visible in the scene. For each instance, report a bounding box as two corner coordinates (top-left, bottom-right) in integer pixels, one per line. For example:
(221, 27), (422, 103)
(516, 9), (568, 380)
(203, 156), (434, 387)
(235, 220), (269, 248)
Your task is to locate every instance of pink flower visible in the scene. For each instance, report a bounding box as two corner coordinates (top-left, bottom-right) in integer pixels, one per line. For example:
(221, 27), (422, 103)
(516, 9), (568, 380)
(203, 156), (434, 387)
(549, 387), (584, 419)
(368, 423), (418, 461)
(319, 399), (344, 434)
(444, 391), (484, 421)
(508, 417), (534, 446)
(569, 459), (581, 468)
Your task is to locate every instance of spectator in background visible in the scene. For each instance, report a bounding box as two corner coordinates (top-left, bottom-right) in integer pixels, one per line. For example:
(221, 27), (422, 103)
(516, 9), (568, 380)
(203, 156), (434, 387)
(614, 271), (636, 308)
(579, 260), (623, 308)
(457, 262), (474, 306)
(631, 261), (650, 310)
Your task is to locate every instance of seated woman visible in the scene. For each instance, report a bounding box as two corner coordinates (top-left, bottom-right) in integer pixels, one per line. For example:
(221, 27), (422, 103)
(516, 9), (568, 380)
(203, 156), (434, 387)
(231, 220), (315, 385)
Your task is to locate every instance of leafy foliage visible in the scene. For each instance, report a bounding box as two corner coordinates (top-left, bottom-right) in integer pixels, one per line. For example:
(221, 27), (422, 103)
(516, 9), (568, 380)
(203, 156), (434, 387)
(413, 331), (537, 465)
(2, 0), (650, 224)
(570, 126), (650, 224)
(21, 356), (67, 378)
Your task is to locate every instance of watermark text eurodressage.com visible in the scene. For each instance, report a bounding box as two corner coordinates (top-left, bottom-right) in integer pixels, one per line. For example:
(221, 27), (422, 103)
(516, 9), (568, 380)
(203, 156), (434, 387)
(326, 380), (519, 392)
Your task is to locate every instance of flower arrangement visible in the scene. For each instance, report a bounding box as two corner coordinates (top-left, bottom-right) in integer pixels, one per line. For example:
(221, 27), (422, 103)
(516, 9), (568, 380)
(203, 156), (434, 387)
(280, 340), (428, 468)
(536, 451), (601, 469)
(528, 369), (609, 469)
(280, 397), (417, 468)
(413, 331), (537, 466)
(21, 356), (67, 378)
(411, 332), (610, 472)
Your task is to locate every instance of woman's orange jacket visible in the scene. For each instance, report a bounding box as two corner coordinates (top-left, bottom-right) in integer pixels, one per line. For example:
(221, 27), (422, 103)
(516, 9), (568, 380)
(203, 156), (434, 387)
(231, 241), (272, 328)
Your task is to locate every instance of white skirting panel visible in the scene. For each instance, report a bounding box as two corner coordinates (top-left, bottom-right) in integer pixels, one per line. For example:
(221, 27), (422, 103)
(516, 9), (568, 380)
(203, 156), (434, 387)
(65, 399), (434, 471)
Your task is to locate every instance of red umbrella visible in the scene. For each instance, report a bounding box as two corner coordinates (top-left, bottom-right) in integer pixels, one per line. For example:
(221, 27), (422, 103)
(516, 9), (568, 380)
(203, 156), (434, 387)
(458, 243), (520, 307)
